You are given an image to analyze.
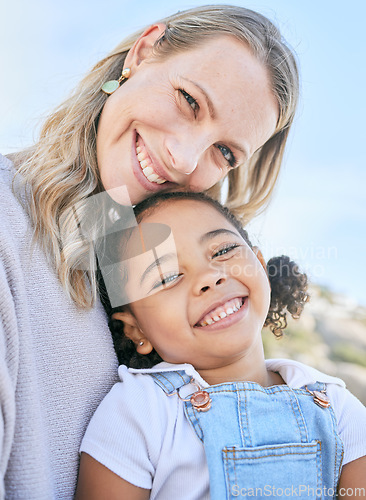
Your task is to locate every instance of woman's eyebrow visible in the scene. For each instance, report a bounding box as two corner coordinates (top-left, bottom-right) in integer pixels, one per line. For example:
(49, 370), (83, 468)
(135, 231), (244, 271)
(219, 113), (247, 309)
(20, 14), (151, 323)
(140, 253), (176, 285)
(199, 228), (241, 243)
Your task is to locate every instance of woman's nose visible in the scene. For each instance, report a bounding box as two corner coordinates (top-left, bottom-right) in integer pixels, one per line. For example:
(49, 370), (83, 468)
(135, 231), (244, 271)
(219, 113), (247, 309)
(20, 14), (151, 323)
(165, 133), (208, 176)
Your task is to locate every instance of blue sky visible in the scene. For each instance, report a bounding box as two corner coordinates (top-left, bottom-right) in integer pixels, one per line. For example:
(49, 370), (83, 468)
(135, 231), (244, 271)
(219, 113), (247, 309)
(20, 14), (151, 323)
(1, 0), (365, 305)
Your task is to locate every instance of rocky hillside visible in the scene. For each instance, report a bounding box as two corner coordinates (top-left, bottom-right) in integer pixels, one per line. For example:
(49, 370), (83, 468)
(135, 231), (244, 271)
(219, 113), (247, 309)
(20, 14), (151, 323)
(263, 284), (366, 405)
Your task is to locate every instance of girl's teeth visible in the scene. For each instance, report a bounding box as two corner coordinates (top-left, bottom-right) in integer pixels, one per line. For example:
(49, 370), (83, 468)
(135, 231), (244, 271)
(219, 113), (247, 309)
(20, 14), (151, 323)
(197, 298), (245, 327)
(136, 146), (141, 154)
(156, 179), (166, 184)
(140, 160), (149, 169)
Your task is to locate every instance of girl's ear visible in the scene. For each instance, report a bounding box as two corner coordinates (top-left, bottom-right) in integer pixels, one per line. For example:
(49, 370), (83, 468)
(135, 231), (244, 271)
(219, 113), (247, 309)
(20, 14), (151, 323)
(112, 312), (153, 355)
(124, 23), (167, 70)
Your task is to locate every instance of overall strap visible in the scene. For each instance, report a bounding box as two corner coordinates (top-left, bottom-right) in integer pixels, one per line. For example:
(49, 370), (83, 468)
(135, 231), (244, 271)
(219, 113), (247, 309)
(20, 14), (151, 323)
(150, 370), (192, 395)
(305, 382), (326, 392)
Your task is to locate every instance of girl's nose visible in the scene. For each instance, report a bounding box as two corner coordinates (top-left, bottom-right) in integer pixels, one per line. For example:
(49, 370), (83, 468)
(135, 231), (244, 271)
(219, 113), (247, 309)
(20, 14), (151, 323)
(194, 269), (227, 296)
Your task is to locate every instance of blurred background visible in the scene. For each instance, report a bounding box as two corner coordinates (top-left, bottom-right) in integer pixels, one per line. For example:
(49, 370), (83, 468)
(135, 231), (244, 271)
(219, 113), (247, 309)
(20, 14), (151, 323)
(1, 0), (365, 401)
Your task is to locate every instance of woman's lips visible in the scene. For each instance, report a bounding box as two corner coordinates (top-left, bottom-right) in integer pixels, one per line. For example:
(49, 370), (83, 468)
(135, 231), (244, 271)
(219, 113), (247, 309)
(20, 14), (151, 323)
(136, 135), (167, 184)
(194, 297), (249, 331)
(131, 132), (176, 192)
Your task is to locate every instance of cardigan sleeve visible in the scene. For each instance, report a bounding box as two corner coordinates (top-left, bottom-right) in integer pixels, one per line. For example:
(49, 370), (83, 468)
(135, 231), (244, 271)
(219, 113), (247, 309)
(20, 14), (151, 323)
(0, 217), (20, 498)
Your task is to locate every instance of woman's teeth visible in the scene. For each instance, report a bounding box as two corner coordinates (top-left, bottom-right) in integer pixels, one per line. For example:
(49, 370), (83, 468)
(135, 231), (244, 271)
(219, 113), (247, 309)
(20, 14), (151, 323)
(197, 298), (244, 327)
(136, 142), (167, 184)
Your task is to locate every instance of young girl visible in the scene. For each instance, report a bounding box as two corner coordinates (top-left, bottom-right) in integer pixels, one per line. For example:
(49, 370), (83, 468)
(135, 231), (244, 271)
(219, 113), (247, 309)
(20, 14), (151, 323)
(76, 192), (366, 500)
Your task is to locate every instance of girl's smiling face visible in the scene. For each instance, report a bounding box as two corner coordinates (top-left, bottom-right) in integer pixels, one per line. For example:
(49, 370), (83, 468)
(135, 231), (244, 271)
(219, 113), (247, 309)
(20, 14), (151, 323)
(96, 26), (279, 205)
(117, 199), (271, 383)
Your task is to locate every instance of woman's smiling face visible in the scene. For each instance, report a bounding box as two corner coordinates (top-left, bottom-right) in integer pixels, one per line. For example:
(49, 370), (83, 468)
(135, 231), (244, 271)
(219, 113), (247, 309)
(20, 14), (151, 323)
(96, 27), (279, 205)
(118, 199), (271, 381)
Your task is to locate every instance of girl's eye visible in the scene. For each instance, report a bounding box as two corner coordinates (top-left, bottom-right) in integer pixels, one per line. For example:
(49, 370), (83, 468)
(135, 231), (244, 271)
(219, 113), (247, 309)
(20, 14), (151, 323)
(216, 144), (237, 169)
(152, 273), (182, 290)
(213, 244), (240, 259)
(179, 89), (199, 115)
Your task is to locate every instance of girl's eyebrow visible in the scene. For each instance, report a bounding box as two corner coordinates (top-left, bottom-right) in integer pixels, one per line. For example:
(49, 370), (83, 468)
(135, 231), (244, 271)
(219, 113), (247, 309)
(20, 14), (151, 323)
(199, 228), (240, 243)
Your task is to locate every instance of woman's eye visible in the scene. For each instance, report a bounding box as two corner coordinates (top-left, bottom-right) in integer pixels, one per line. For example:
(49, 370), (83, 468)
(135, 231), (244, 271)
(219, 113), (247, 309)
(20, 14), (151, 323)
(213, 244), (240, 259)
(179, 89), (199, 114)
(216, 144), (237, 169)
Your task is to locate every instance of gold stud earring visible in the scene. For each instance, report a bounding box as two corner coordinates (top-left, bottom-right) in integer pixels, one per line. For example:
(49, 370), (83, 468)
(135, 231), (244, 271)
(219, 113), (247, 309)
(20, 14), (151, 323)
(139, 341), (144, 346)
(101, 67), (131, 95)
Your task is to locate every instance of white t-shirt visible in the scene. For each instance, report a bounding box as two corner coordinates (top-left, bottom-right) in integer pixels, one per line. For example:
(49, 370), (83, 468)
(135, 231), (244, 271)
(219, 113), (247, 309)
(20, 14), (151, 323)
(80, 359), (366, 500)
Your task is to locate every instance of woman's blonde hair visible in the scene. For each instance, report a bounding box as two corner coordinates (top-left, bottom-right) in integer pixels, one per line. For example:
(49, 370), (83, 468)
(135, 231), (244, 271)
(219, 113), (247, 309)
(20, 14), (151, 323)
(12, 4), (299, 307)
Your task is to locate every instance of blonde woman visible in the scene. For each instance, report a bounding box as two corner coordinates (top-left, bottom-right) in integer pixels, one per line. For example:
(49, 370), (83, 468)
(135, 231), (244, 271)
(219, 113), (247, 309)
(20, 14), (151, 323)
(0, 5), (299, 498)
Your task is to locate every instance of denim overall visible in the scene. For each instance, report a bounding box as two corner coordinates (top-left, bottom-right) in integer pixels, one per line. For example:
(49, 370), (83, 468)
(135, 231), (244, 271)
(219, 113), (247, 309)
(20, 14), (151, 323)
(151, 370), (344, 500)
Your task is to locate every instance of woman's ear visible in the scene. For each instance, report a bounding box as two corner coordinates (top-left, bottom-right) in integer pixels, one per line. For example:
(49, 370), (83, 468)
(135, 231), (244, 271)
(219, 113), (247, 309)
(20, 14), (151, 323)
(112, 311), (153, 355)
(124, 23), (167, 70)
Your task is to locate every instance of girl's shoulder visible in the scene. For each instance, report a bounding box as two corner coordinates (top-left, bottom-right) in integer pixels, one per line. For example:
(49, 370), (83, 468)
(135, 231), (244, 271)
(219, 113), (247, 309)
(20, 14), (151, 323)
(87, 364), (178, 424)
(265, 358), (346, 389)
(81, 362), (189, 443)
(80, 364), (192, 491)
(326, 382), (366, 465)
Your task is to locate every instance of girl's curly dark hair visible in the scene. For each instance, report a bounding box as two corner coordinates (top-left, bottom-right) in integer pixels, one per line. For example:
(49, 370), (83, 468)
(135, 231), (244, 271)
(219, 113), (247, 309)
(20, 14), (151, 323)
(98, 191), (309, 368)
(264, 255), (309, 336)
